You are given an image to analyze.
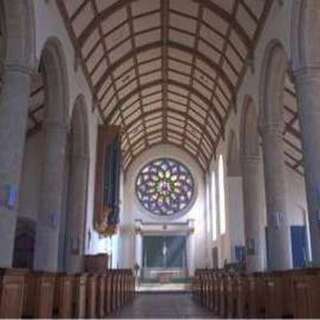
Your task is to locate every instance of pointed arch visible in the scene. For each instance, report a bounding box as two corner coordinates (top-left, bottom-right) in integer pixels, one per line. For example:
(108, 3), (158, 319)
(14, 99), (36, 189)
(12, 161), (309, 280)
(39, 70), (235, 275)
(70, 95), (89, 158)
(240, 95), (260, 159)
(40, 37), (69, 125)
(259, 40), (288, 127)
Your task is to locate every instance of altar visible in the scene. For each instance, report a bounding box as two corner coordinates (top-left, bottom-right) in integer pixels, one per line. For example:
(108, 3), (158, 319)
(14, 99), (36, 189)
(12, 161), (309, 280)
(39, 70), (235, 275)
(134, 220), (194, 282)
(141, 234), (187, 281)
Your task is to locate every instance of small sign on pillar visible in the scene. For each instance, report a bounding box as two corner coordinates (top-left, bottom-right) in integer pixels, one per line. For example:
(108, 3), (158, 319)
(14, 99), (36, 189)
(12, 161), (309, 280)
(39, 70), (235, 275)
(49, 212), (59, 229)
(0, 184), (18, 210)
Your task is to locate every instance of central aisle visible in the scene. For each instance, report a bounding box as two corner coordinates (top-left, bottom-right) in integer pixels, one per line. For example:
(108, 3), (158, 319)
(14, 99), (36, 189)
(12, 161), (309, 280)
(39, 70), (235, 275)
(108, 293), (213, 319)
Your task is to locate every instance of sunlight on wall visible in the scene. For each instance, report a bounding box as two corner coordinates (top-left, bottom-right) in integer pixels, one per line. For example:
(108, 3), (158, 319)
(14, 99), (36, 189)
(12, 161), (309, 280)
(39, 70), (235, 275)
(218, 155), (226, 235)
(211, 171), (218, 240)
(205, 181), (211, 237)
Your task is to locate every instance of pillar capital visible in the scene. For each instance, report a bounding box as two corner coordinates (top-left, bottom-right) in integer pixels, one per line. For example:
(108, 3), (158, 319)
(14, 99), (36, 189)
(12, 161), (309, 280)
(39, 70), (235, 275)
(293, 66), (320, 83)
(241, 154), (261, 166)
(1, 61), (34, 76)
(259, 121), (282, 137)
(43, 119), (69, 133)
(71, 153), (90, 162)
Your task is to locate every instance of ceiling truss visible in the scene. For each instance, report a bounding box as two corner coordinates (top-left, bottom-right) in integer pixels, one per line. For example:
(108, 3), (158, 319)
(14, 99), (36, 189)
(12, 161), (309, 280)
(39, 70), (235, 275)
(56, 0), (273, 171)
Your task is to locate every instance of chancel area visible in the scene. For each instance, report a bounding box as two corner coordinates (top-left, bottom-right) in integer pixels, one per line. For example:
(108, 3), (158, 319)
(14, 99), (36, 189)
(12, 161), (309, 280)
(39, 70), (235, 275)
(0, 0), (320, 318)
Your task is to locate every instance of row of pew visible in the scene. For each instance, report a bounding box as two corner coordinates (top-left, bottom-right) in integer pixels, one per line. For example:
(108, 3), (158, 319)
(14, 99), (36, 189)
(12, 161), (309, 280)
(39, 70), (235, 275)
(0, 268), (135, 318)
(192, 268), (320, 318)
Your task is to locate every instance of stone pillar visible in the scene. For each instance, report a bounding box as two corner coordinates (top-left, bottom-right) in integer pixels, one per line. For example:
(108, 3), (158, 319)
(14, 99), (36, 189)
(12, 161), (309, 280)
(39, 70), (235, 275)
(261, 122), (292, 270)
(34, 120), (67, 272)
(294, 68), (320, 265)
(0, 63), (31, 267)
(65, 154), (89, 273)
(242, 155), (264, 272)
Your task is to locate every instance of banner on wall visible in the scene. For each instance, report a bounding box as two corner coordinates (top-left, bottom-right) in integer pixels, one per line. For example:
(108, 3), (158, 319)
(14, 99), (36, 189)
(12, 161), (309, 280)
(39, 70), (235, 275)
(94, 125), (121, 237)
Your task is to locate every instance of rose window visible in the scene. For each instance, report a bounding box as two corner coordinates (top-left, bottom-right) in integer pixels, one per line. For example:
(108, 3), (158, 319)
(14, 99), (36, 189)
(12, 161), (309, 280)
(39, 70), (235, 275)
(136, 158), (194, 216)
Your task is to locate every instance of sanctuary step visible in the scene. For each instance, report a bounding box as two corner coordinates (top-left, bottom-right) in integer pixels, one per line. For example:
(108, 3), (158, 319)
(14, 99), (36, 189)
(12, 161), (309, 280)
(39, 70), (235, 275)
(137, 282), (191, 292)
(193, 268), (320, 318)
(0, 268), (135, 319)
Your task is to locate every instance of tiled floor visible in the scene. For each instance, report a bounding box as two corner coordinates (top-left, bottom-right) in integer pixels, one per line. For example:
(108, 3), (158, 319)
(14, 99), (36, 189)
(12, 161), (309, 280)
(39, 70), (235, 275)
(107, 293), (213, 319)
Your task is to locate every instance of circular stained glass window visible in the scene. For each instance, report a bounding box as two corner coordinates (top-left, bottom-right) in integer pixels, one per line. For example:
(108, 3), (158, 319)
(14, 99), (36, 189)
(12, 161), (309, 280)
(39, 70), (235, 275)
(135, 158), (195, 216)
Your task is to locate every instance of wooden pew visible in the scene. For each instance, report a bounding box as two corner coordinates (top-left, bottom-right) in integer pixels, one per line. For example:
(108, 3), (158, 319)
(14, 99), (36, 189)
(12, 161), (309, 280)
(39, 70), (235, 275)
(73, 273), (87, 318)
(247, 273), (267, 318)
(293, 272), (320, 318)
(112, 272), (119, 311)
(207, 272), (215, 312)
(208, 272), (215, 311)
(104, 272), (112, 315)
(97, 273), (106, 318)
(86, 274), (97, 318)
(213, 271), (221, 315)
(0, 268), (27, 319)
(235, 274), (249, 318)
(53, 273), (74, 318)
(226, 273), (237, 318)
(23, 271), (56, 318)
(193, 267), (320, 319)
(219, 273), (228, 318)
(0, 267), (135, 319)
(116, 271), (122, 309)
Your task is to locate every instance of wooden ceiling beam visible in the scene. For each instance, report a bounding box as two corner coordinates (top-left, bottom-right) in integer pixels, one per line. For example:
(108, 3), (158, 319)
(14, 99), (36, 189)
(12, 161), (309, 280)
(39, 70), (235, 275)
(79, 0), (251, 52)
(105, 78), (224, 127)
(90, 0), (134, 159)
(285, 160), (304, 177)
(182, 3), (203, 150)
(193, 0), (252, 49)
(282, 137), (303, 155)
(285, 123), (302, 141)
(161, 0), (169, 143)
(196, 0), (240, 156)
(94, 40), (235, 94)
(125, 127), (208, 163)
(124, 140), (207, 171)
(123, 108), (216, 149)
(78, 0), (138, 46)
(126, 4), (149, 148)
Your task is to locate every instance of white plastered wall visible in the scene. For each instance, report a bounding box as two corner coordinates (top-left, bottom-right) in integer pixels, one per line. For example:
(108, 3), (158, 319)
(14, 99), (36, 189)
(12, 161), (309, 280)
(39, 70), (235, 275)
(119, 144), (207, 274)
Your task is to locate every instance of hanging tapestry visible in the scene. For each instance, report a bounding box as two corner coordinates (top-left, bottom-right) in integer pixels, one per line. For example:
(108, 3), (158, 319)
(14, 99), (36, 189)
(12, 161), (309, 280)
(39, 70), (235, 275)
(94, 125), (121, 236)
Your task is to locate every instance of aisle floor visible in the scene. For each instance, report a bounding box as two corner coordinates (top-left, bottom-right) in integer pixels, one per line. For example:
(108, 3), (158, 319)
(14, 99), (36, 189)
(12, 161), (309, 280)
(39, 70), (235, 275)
(107, 293), (213, 319)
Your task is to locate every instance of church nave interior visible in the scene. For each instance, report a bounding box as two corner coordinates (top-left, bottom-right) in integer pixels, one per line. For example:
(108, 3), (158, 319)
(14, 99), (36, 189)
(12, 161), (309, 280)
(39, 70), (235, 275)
(0, 0), (319, 318)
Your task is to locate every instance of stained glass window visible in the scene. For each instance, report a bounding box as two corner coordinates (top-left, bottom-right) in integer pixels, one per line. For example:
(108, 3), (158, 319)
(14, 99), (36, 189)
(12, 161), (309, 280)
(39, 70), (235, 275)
(136, 158), (194, 216)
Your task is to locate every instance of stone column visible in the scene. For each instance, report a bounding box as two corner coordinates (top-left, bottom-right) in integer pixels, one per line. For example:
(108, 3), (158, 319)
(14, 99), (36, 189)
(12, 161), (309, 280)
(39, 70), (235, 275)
(65, 153), (89, 273)
(34, 120), (67, 272)
(261, 122), (292, 270)
(242, 155), (264, 272)
(0, 63), (32, 267)
(294, 68), (320, 265)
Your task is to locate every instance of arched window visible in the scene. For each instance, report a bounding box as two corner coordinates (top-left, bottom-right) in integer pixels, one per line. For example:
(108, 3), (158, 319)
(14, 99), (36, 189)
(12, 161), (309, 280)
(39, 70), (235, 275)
(211, 171), (218, 240)
(218, 155), (226, 234)
(136, 158), (194, 216)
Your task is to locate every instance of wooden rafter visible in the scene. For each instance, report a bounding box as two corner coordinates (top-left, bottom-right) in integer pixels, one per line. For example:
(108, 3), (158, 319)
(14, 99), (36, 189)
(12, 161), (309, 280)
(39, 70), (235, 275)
(56, 0), (273, 171)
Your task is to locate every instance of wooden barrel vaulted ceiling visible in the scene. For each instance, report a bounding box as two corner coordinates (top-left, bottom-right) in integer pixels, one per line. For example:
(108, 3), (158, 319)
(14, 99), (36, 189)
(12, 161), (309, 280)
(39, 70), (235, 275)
(56, 0), (274, 171)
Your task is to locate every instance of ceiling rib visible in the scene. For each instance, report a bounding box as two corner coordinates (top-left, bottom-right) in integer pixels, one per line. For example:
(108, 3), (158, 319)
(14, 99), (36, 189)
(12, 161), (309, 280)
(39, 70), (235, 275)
(56, 0), (274, 171)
